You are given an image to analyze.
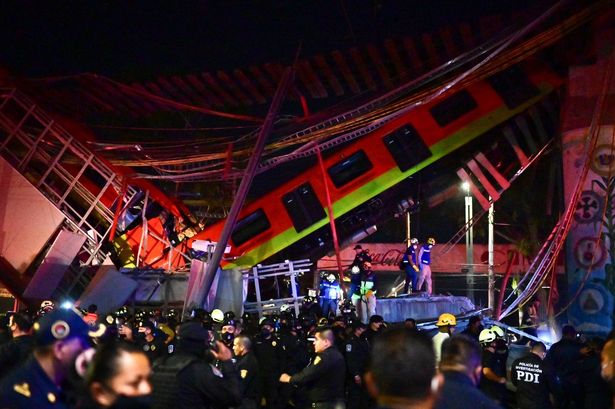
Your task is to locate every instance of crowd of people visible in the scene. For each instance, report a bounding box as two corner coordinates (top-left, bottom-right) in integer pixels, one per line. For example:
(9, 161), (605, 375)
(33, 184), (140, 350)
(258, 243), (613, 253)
(0, 298), (614, 409)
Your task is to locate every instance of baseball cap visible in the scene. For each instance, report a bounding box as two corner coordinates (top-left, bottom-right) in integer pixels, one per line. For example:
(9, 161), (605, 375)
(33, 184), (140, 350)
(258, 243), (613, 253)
(33, 308), (93, 346)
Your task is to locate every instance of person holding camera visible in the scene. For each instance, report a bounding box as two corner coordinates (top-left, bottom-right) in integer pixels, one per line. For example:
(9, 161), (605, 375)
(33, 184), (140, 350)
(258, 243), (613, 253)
(150, 320), (241, 409)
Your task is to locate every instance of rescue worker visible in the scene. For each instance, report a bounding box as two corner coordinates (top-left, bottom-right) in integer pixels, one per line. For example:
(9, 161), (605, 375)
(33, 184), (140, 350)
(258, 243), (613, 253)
(0, 312), (34, 380)
(478, 327), (507, 406)
(279, 327), (345, 409)
(344, 322), (370, 409)
(348, 245), (371, 300)
(402, 238), (420, 294)
(319, 273), (343, 319)
(150, 320), (241, 409)
(435, 335), (502, 409)
(511, 341), (561, 409)
(353, 261), (377, 324)
(233, 335), (261, 409)
(253, 318), (283, 409)
(432, 313), (456, 366)
(350, 245), (372, 271)
(416, 237), (435, 295)
(0, 308), (91, 409)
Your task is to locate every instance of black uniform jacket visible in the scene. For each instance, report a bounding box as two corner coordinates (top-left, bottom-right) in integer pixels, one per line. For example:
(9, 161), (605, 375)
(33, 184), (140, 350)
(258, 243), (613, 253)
(290, 346), (345, 403)
(0, 357), (68, 409)
(236, 352), (261, 399)
(177, 359), (242, 409)
(511, 352), (560, 409)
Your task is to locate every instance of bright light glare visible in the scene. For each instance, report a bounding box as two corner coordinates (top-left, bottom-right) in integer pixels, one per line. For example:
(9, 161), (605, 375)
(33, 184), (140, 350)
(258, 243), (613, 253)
(461, 181), (470, 192)
(60, 301), (73, 309)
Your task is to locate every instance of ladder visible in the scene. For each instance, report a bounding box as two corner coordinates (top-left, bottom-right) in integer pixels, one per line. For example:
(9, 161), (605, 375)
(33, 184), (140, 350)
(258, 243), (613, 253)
(242, 259), (312, 318)
(0, 88), (142, 297)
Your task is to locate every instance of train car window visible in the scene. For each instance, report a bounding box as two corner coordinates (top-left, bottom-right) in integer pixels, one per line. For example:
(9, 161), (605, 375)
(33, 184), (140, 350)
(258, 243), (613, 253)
(231, 209), (271, 246)
(383, 125), (432, 172)
(328, 150), (373, 188)
(282, 183), (326, 232)
(429, 90), (478, 127)
(488, 64), (539, 110)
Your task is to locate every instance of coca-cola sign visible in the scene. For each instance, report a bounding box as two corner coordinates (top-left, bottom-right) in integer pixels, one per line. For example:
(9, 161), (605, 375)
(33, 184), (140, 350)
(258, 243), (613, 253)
(317, 243), (561, 274)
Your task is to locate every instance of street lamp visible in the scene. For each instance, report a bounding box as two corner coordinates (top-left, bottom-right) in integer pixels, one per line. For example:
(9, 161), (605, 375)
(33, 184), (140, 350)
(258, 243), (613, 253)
(462, 182), (474, 302)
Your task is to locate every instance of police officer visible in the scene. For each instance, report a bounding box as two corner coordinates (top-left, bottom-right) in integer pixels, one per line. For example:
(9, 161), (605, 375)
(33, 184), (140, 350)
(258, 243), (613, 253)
(402, 238), (420, 294)
(221, 318), (237, 348)
(137, 320), (166, 362)
(511, 341), (561, 409)
(0, 312), (34, 380)
(416, 237), (435, 295)
(319, 273), (342, 319)
(254, 318), (283, 409)
(344, 322), (370, 409)
(0, 308), (91, 409)
(233, 335), (261, 409)
(279, 327), (345, 409)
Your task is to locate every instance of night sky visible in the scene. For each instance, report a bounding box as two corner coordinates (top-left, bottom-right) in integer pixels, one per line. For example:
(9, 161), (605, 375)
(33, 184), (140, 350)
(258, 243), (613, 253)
(0, 0), (540, 80)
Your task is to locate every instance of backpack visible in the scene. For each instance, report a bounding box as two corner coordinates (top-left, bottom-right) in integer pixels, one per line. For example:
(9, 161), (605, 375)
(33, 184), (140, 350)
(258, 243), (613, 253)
(150, 354), (199, 409)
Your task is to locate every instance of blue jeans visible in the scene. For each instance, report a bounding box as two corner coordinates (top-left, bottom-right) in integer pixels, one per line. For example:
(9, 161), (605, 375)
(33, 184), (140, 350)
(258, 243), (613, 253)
(403, 266), (417, 293)
(320, 298), (338, 318)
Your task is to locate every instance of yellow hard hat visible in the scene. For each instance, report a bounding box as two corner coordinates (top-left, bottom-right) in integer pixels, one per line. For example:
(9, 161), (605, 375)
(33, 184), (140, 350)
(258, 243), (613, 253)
(479, 328), (497, 344)
(490, 325), (505, 338)
(427, 237), (436, 245)
(436, 313), (457, 327)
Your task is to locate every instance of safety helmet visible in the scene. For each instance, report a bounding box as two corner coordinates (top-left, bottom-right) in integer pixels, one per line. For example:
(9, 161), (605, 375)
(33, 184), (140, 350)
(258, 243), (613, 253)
(327, 273), (336, 282)
(210, 309), (225, 323)
(436, 313), (457, 327)
(427, 237), (436, 245)
(490, 325), (505, 338)
(351, 265), (360, 274)
(39, 300), (55, 315)
(410, 238), (419, 245)
(479, 328), (497, 345)
(259, 317), (274, 327)
(280, 304), (291, 313)
(318, 317), (329, 326)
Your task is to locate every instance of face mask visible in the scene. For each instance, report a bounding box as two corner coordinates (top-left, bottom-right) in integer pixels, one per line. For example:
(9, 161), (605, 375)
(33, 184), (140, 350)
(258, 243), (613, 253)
(111, 394), (153, 409)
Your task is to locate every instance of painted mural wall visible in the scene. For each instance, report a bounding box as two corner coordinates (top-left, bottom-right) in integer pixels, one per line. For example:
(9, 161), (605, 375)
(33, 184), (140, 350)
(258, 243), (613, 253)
(563, 125), (615, 336)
